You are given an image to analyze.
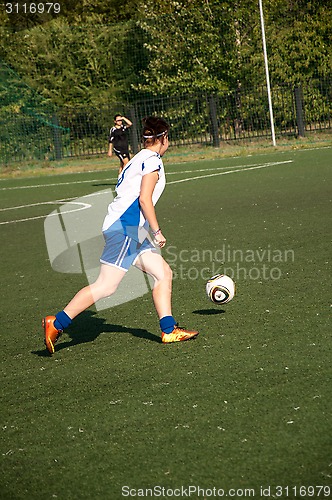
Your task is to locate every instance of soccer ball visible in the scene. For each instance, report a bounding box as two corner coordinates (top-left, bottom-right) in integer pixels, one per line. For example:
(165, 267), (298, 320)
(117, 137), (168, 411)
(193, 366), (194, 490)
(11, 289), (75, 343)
(206, 274), (235, 304)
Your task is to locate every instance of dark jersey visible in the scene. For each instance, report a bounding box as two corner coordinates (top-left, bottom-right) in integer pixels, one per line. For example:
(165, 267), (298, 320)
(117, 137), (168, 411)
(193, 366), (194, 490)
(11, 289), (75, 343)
(109, 125), (129, 152)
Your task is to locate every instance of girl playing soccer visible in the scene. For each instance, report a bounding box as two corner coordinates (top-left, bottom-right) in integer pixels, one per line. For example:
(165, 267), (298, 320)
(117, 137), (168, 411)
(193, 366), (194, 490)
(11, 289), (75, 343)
(43, 116), (199, 354)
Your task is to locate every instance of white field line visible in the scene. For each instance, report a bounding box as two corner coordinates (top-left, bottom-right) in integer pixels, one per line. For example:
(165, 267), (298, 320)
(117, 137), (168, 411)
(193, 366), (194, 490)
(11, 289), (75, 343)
(168, 144), (331, 166)
(0, 143), (329, 189)
(0, 177), (115, 191)
(0, 201), (91, 225)
(0, 160), (292, 225)
(0, 189), (112, 213)
(167, 160), (292, 185)
(0, 198), (75, 212)
(0, 160), (288, 191)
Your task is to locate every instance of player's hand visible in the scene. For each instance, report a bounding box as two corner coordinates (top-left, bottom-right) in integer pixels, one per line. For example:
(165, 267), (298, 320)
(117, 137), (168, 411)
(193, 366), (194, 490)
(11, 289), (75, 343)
(107, 152), (112, 157)
(154, 231), (166, 248)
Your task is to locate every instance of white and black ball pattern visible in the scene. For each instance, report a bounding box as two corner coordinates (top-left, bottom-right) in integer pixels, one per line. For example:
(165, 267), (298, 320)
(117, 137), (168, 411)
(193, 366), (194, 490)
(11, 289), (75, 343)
(206, 274), (235, 304)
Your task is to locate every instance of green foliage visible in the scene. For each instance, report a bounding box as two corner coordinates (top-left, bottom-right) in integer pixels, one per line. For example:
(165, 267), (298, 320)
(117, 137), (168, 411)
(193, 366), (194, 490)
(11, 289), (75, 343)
(265, 0), (332, 85)
(136, 0), (332, 95)
(0, 0), (331, 109)
(302, 82), (332, 127)
(0, 61), (68, 163)
(0, 0), (139, 31)
(135, 0), (236, 95)
(0, 19), (145, 108)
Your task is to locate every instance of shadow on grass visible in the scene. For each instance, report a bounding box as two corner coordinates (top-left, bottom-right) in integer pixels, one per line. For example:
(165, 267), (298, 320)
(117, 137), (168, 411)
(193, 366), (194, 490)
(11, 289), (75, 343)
(33, 310), (161, 357)
(192, 308), (226, 315)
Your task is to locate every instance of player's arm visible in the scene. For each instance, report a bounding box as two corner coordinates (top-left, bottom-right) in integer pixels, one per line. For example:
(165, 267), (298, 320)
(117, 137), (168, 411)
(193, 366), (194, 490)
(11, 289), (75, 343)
(121, 116), (133, 128)
(139, 171), (166, 247)
(108, 128), (114, 157)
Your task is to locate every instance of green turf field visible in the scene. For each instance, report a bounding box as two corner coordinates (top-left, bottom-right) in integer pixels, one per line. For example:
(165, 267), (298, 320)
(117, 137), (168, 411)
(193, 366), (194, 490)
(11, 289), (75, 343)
(1, 147), (331, 499)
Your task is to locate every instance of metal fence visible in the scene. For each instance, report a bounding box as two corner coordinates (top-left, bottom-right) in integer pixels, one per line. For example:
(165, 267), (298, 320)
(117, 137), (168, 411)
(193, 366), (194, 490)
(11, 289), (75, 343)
(1, 81), (331, 165)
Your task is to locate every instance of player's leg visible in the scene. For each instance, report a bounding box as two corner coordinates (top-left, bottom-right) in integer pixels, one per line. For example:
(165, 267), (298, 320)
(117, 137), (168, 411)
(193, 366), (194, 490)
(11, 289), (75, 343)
(43, 230), (133, 354)
(63, 232), (132, 320)
(63, 264), (126, 319)
(43, 264), (126, 354)
(118, 152), (130, 175)
(135, 250), (172, 318)
(134, 250), (199, 343)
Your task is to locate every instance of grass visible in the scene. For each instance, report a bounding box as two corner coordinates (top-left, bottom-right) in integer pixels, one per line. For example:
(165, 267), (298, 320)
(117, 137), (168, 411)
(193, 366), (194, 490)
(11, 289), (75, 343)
(1, 131), (331, 179)
(0, 146), (331, 499)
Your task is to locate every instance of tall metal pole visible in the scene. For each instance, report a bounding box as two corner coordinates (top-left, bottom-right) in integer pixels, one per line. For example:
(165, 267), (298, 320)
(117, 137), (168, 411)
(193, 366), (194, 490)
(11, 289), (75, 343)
(259, 0), (276, 146)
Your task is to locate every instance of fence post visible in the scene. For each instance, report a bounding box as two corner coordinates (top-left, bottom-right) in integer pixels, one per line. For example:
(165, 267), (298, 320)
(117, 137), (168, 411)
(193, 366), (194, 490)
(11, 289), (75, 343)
(128, 105), (140, 154)
(294, 86), (305, 137)
(208, 94), (220, 147)
(52, 114), (63, 160)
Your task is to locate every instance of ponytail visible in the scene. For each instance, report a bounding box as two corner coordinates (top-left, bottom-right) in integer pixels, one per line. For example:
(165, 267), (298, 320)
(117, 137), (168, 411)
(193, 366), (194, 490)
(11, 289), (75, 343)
(142, 116), (170, 146)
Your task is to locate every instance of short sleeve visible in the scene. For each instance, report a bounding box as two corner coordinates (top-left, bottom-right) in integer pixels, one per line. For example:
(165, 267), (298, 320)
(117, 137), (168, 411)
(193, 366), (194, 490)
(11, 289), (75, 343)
(109, 127), (115, 143)
(142, 155), (162, 176)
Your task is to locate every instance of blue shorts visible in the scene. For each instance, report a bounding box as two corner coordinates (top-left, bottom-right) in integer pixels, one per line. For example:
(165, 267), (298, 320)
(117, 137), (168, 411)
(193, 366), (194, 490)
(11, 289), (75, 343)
(100, 231), (156, 272)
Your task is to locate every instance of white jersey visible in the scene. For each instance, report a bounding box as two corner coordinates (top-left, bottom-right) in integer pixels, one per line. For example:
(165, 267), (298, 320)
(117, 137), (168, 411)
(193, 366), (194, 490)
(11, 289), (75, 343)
(102, 149), (166, 241)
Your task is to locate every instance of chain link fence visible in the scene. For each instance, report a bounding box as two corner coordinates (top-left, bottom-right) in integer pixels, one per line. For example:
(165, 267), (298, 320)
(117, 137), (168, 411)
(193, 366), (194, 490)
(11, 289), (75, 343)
(1, 80), (331, 165)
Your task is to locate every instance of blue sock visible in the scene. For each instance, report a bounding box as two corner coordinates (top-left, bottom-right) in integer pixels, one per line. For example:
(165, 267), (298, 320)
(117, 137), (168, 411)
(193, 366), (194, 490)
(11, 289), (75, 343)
(54, 310), (72, 331)
(160, 315), (176, 334)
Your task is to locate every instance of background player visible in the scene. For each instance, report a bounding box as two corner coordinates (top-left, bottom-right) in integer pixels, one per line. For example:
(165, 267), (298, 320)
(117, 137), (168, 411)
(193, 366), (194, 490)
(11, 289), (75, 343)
(108, 114), (133, 175)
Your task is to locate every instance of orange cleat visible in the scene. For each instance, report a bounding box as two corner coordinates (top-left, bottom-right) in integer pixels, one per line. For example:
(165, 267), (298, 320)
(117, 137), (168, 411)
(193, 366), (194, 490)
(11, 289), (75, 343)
(42, 316), (62, 355)
(161, 326), (199, 343)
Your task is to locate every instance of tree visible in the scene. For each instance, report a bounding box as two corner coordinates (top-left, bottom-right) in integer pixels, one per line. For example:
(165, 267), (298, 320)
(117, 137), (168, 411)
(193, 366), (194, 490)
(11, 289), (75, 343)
(135, 0), (237, 95)
(266, 0), (332, 84)
(1, 0), (81, 31)
(134, 0), (332, 95)
(0, 19), (144, 108)
(0, 0), (330, 109)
